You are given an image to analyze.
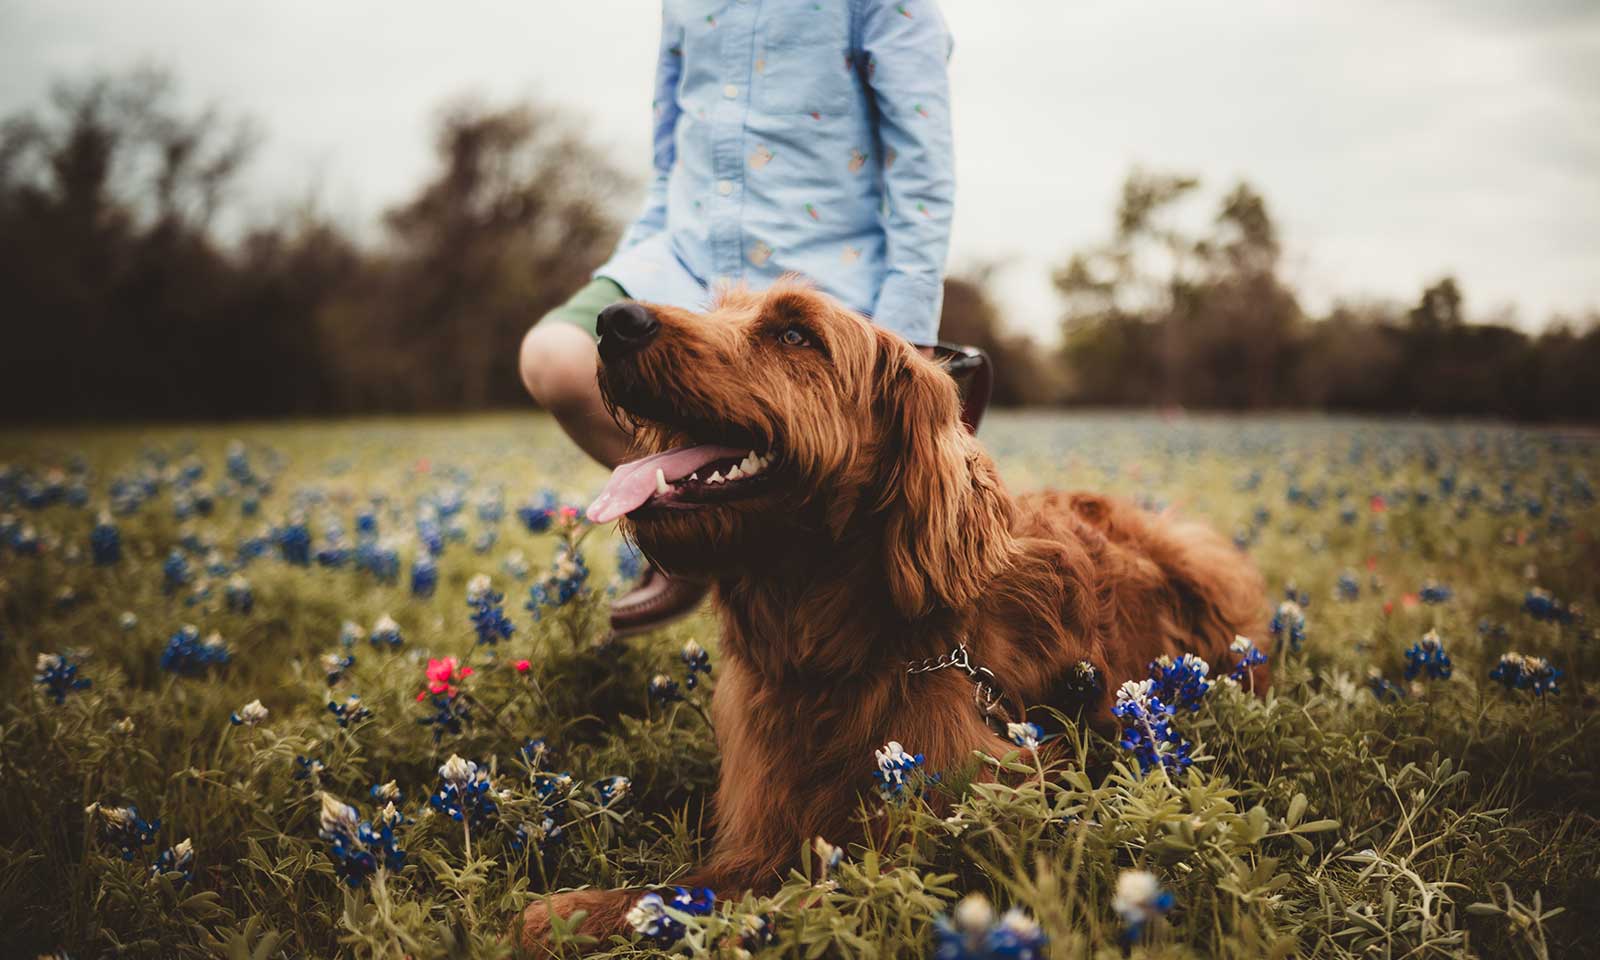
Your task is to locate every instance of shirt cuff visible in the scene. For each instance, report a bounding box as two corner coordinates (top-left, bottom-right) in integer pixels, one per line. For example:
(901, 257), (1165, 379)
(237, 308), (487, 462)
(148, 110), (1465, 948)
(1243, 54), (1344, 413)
(871, 274), (944, 346)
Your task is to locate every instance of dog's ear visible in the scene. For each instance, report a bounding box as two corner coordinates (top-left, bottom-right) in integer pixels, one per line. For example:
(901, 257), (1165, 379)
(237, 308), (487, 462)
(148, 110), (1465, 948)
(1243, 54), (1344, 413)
(873, 334), (1014, 618)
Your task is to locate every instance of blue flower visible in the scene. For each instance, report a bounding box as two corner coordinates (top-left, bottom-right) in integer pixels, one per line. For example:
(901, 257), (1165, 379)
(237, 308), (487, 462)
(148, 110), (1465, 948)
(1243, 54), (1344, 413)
(1269, 600), (1306, 652)
(430, 755), (498, 828)
(872, 741), (926, 801)
(681, 638), (712, 690)
(1112, 680), (1193, 776)
(525, 544), (589, 616)
(318, 792), (406, 888)
(649, 673), (683, 704)
(1227, 635), (1269, 684)
(1366, 668), (1406, 702)
(594, 775), (632, 807)
(1523, 588), (1578, 625)
(370, 780), (402, 804)
(1006, 722), (1041, 750)
(1148, 653), (1211, 713)
(338, 621), (364, 648)
(149, 837), (195, 884)
(35, 652), (91, 704)
(517, 490), (559, 533)
(1489, 652), (1562, 697)
(85, 802), (159, 861)
(293, 755), (327, 781)
(224, 575), (254, 614)
(1418, 580), (1452, 605)
(323, 652), (355, 685)
(466, 575), (514, 646)
(162, 549), (191, 594)
(626, 887), (715, 946)
(277, 519), (311, 566)
(1336, 571), (1360, 602)
(1403, 630), (1452, 681)
(416, 693), (470, 741)
(370, 614), (402, 648)
(327, 694), (372, 728)
(616, 538), (645, 583)
(90, 513), (121, 566)
(160, 626), (231, 677)
(229, 698), (269, 726)
(1112, 869), (1173, 944)
(410, 555), (438, 598)
(933, 894), (1047, 960)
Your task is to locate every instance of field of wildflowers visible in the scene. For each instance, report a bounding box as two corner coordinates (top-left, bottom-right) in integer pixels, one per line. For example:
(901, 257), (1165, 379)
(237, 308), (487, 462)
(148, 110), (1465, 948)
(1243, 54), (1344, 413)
(2, 412), (1595, 959)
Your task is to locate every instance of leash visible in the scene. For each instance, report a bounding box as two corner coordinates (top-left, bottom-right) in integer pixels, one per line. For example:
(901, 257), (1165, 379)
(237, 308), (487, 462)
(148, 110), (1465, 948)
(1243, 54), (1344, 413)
(906, 641), (1015, 731)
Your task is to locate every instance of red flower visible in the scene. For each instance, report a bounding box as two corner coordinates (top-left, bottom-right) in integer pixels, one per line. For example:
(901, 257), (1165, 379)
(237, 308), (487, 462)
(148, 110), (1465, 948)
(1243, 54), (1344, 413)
(417, 656), (473, 701)
(513, 659), (531, 674)
(1369, 494), (1387, 513)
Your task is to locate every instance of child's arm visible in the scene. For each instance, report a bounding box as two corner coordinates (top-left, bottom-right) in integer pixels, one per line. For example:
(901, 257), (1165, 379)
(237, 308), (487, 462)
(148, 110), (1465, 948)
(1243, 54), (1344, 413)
(858, 0), (956, 346)
(616, 6), (684, 252)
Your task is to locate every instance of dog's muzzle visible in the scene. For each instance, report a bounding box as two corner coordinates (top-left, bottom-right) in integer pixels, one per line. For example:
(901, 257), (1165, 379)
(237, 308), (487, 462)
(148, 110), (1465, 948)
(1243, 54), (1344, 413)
(596, 301), (659, 362)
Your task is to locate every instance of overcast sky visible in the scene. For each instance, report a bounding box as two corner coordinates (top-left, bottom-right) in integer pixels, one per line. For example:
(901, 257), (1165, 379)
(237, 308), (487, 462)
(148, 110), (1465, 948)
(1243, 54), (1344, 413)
(2, 0), (1596, 341)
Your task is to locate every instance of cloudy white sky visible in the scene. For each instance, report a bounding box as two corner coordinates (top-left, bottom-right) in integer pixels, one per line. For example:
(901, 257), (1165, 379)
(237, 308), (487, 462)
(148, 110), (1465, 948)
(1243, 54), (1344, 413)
(2, 0), (1596, 341)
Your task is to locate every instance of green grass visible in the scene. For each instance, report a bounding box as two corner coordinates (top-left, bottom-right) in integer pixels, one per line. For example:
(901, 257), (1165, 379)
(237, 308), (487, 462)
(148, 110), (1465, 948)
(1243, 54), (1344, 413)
(1, 412), (1596, 959)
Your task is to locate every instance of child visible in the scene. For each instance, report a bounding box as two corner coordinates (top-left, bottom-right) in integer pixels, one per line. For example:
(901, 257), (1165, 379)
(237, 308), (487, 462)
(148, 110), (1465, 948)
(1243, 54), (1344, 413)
(520, 0), (973, 636)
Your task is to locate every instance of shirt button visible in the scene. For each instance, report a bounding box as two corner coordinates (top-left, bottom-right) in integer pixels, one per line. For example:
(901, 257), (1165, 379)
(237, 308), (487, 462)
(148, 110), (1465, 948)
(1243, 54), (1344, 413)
(717, 180), (735, 196)
(723, 83), (739, 99)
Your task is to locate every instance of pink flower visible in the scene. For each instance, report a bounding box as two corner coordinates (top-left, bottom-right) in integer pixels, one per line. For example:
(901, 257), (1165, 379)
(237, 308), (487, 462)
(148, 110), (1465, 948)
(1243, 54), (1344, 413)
(513, 659), (531, 674)
(417, 657), (473, 701)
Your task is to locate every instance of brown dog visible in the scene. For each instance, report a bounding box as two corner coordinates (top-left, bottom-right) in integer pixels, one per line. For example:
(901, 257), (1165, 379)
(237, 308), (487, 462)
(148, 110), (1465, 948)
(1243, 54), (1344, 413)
(515, 279), (1265, 947)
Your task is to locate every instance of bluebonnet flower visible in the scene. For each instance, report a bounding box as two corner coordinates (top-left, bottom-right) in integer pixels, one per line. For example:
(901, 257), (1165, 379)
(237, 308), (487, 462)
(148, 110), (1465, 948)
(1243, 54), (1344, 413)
(1336, 571), (1360, 601)
(35, 652), (92, 703)
(370, 614), (403, 648)
(236, 528), (272, 565)
(224, 575), (253, 614)
(477, 488), (505, 524)
(417, 694), (470, 741)
(932, 893), (1047, 960)
(681, 638), (712, 690)
(203, 549), (231, 578)
(1006, 722), (1041, 750)
(55, 586), (80, 611)
(1112, 869), (1173, 944)
(327, 694), (372, 728)
(338, 620), (364, 648)
(649, 673), (683, 704)
(1403, 630), (1453, 681)
(11, 521), (40, 556)
(315, 533), (350, 568)
(1283, 583), (1311, 608)
(318, 792), (406, 888)
(502, 549), (530, 581)
(517, 490), (559, 533)
(616, 538), (645, 583)
(230, 698), (269, 726)
(466, 574), (513, 646)
(525, 544), (589, 615)
(371, 780), (402, 804)
(163, 549), (191, 594)
(517, 737), (552, 770)
(1062, 659), (1104, 701)
(149, 837), (195, 884)
(1489, 652), (1562, 697)
(85, 802), (160, 861)
(594, 776), (631, 807)
(626, 887), (716, 946)
(1112, 680), (1193, 776)
(226, 440), (253, 483)
(872, 741), (926, 801)
(293, 755), (327, 781)
(430, 755), (498, 829)
(1523, 588), (1578, 625)
(277, 519), (311, 566)
(119, 611), (138, 631)
(1366, 668), (1406, 702)
(160, 626), (231, 677)
(355, 508), (378, 539)
(90, 513), (121, 566)
(416, 516), (444, 558)
(1228, 635), (1269, 684)
(356, 540), (400, 583)
(1418, 580), (1452, 605)
(472, 529), (497, 554)
(323, 651), (356, 685)
(1269, 600), (1307, 652)
(1149, 654), (1211, 713)
(410, 554), (437, 598)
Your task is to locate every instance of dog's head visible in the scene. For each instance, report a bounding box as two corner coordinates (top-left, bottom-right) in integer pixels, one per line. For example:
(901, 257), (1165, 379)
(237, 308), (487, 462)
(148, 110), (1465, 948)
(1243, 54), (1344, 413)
(588, 279), (1013, 617)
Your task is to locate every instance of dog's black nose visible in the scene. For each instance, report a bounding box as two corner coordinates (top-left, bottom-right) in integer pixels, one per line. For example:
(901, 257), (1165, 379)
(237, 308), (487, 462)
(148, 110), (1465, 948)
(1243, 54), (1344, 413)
(595, 301), (659, 362)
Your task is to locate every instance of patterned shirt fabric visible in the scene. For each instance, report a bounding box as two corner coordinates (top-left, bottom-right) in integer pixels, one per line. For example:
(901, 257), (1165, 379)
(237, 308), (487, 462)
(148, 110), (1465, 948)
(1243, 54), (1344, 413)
(596, 0), (955, 345)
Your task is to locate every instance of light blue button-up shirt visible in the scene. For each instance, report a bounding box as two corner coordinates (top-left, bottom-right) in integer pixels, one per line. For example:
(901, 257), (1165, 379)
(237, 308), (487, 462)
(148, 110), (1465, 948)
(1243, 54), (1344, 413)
(596, 0), (955, 345)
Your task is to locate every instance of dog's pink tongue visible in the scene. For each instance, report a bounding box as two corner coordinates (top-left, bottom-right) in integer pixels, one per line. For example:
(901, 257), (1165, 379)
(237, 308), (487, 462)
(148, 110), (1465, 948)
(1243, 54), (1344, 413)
(586, 445), (744, 524)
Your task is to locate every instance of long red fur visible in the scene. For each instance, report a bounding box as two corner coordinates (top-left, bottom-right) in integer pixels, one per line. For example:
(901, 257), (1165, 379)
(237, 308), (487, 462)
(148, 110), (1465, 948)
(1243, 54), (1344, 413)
(513, 280), (1266, 950)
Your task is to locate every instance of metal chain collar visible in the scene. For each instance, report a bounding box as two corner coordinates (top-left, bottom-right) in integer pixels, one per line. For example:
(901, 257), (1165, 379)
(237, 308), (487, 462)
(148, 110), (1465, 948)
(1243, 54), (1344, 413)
(906, 641), (1012, 728)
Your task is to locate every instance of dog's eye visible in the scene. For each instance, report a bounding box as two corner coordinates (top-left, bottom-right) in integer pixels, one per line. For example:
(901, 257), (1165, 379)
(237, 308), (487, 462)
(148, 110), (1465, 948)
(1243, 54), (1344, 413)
(779, 326), (812, 348)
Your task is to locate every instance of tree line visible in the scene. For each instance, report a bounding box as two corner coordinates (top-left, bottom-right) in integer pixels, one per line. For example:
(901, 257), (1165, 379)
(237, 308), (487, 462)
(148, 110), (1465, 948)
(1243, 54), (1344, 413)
(2, 69), (1594, 423)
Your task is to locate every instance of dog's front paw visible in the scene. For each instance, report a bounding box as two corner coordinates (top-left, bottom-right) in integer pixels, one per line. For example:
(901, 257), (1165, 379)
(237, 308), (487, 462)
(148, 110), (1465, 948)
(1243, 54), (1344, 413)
(511, 888), (641, 955)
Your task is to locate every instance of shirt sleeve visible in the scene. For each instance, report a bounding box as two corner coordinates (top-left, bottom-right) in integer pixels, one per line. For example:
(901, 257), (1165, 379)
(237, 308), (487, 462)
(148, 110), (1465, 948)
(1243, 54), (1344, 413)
(857, 0), (955, 345)
(614, 6), (684, 254)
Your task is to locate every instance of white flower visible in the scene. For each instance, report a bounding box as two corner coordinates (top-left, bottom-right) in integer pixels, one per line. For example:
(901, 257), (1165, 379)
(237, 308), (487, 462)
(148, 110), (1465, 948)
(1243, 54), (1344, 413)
(813, 836), (842, 869)
(1005, 722), (1040, 750)
(202, 631), (226, 650)
(372, 780), (401, 802)
(466, 573), (492, 601)
(998, 907), (1042, 938)
(373, 614), (399, 635)
(682, 638), (705, 660)
(1230, 635), (1253, 653)
(1115, 679), (1154, 708)
(35, 652), (62, 672)
(232, 699), (269, 726)
(875, 741), (910, 779)
(376, 801), (402, 826)
(339, 620), (366, 644)
(439, 754), (476, 786)
(113, 717), (136, 735)
(319, 792), (360, 836)
(1420, 629), (1443, 651)
(119, 611), (139, 630)
(952, 892), (995, 933)
(172, 837), (194, 861)
(1112, 869), (1166, 925)
(626, 892), (669, 936)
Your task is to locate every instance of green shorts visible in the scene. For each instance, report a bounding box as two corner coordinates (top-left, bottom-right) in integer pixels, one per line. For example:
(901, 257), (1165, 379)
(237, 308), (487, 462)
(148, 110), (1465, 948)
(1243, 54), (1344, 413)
(535, 277), (629, 339)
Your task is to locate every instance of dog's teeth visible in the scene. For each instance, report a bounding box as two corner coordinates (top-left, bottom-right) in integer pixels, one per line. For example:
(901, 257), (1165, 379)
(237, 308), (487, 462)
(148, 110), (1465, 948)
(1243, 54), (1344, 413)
(708, 471), (724, 484)
(689, 472), (698, 481)
(728, 465), (743, 479)
(655, 468), (670, 495)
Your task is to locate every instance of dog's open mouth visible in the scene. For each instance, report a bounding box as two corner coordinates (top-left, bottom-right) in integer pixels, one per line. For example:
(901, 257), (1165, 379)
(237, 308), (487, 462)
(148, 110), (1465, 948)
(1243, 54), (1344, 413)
(586, 444), (778, 523)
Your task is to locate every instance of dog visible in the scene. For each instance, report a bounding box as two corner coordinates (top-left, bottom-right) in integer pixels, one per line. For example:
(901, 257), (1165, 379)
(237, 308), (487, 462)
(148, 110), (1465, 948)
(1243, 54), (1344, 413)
(514, 279), (1266, 947)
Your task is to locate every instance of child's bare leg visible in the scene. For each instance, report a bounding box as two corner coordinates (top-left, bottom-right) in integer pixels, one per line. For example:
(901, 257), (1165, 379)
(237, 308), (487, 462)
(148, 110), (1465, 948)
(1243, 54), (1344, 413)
(519, 322), (632, 468)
